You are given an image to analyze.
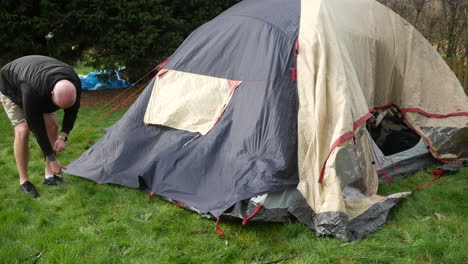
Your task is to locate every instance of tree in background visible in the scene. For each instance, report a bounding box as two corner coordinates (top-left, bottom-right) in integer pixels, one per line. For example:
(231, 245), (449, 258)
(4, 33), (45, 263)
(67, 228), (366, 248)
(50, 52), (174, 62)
(378, 0), (468, 57)
(0, 0), (465, 81)
(0, 1), (48, 64)
(438, 0), (468, 57)
(0, 0), (240, 81)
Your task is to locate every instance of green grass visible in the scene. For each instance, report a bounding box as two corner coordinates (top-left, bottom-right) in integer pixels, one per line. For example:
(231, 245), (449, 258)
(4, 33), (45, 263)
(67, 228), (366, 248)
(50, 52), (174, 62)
(0, 106), (467, 264)
(74, 66), (97, 76)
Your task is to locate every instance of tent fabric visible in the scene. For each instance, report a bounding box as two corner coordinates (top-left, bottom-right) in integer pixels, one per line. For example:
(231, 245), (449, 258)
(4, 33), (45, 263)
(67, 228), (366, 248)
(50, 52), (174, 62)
(370, 137), (437, 182)
(144, 70), (242, 135)
(66, 0), (468, 241)
(377, 153), (436, 182)
(296, 0), (468, 222)
(67, 0), (301, 218)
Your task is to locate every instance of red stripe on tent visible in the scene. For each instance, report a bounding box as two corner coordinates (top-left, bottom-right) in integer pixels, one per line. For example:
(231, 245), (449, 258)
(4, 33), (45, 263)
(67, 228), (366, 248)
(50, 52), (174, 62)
(157, 69), (169, 77)
(369, 105), (468, 118)
(215, 217), (225, 237)
(156, 58), (169, 69)
(380, 169), (393, 183)
(174, 202), (184, 206)
(401, 108), (468, 118)
(318, 113), (373, 183)
(290, 68), (297, 82)
(353, 113), (373, 129)
(292, 40), (299, 82)
(213, 113), (224, 128)
(241, 204), (263, 225)
(228, 80), (243, 95)
(369, 104), (397, 112)
(318, 132), (353, 183)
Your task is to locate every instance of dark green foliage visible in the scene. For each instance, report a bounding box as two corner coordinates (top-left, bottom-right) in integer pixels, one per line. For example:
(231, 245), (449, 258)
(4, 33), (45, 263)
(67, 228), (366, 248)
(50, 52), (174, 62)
(0, 0), (240, 80)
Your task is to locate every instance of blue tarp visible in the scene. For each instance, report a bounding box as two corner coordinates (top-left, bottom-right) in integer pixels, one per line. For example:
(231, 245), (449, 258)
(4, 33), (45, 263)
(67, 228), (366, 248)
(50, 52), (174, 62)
(80, 67), (131, 90)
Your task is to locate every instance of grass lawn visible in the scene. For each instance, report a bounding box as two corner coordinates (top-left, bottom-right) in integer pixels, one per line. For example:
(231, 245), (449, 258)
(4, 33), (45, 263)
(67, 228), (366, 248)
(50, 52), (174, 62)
(74, 66), (96, 76)
(0, 104), (466, 264)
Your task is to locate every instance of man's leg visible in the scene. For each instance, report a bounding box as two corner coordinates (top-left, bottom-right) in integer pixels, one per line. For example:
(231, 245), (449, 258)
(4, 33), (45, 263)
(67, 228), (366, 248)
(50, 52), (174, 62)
(14, 122), (38, 197)
(1, 92), (29, 183)
(1, 91), (38, 197)
(13, 122), (30, 184)
(43, 113), (59, 177)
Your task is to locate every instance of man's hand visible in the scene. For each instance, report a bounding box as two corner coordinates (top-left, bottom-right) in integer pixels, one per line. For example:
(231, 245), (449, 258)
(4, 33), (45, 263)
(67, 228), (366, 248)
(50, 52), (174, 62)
(54, 138), (67, 152)
(49, 160), (67, 174)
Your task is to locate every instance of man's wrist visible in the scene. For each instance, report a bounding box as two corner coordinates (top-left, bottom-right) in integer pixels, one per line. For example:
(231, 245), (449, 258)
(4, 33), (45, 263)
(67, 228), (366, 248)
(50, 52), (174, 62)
(47, 154), (56, 161)
(58, 135), (68, 142)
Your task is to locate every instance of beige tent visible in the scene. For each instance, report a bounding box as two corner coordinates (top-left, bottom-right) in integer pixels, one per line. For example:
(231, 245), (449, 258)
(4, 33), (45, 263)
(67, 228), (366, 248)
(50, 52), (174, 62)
(296, 0), (467, 231)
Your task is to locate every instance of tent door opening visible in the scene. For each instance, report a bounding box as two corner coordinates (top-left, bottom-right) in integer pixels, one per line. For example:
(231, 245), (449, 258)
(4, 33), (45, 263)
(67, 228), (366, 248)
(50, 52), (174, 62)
(367, 106), (421, 156)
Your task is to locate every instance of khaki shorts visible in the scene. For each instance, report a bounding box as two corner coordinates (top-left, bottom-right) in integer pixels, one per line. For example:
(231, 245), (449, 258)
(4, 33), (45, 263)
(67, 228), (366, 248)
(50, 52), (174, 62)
(0, 91), (26, 126)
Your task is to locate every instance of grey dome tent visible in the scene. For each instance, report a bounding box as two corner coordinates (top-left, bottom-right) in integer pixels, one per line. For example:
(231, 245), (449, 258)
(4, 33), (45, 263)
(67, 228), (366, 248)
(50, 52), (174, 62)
(66, 0), (468, 242)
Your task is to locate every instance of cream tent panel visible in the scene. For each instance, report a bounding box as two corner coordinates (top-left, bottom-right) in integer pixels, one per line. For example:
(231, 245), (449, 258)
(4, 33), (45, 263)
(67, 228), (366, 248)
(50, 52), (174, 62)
(297, 0), (372, 215)
(144, 70), (242, 135)
(297, 0), (468, 216)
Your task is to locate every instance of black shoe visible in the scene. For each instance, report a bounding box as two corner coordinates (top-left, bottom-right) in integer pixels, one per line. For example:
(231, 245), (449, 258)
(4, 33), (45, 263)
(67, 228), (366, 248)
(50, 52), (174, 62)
(43, 175), (63, 185)
(20, 181), (39, 198)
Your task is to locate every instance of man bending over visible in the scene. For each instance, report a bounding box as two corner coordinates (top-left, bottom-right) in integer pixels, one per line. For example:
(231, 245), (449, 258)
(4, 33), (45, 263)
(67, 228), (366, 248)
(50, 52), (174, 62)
(0, 55), (81, 197)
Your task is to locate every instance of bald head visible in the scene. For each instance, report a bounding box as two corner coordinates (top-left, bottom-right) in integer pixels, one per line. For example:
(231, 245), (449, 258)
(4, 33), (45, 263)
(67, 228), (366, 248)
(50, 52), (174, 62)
(52, 80), (76, 108)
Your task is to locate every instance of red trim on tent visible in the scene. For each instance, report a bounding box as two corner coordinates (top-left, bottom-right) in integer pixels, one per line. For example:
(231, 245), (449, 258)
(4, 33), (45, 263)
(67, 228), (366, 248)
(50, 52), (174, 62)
(369, 105), (468, 118)
(318, 113), (373, 183)
(290, 68), (297, 82)
(215, 217), (225, 237)
(291, 40), (299, 82)
(353, 113), (373, 129)
(212, 113), (224, 129)
(157, 69), (169, 77)
(205, 79), (242, 134)
(369, 104), (396, 112)
(228, 80), (242, 95)
(380, 169), (393, 183)
(318, 132), (353, 183)
(241, 204), (263, 225)
(156, 58), (169, 69)
(174, 202), (184, 206)
(401, 108), (468, 118)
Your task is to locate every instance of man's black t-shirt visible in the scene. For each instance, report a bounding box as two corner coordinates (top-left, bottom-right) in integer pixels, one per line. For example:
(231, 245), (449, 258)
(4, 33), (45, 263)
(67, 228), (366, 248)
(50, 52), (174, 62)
(0, 55), (81, 157)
